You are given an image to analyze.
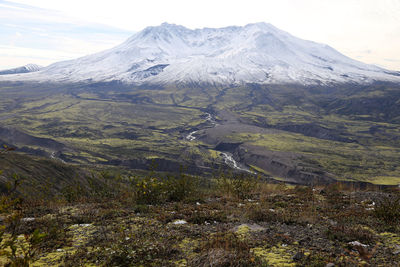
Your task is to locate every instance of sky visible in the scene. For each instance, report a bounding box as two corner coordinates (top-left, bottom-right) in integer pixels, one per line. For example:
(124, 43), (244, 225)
(0, 0), (399, 70)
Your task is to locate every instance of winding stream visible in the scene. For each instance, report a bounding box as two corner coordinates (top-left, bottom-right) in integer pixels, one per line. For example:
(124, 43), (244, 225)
(186, 112), (254, 174)
(220, 152), (254, 174)
(50, 151), (66, 163)
(205, 113), (217, 125)
(185, 112), (216, 141)
(186, 130), (198, 141)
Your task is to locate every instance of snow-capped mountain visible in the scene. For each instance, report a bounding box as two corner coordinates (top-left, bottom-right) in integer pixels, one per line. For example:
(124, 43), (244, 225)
(2, 23), (400, 85)
(0, 64), (42, 75)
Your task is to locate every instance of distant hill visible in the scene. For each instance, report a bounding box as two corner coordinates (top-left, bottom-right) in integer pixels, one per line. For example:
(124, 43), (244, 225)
(0, 64), (42, 75)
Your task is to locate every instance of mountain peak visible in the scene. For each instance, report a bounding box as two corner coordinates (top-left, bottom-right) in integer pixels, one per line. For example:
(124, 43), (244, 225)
(245, 22), (274, 28)
(1, 23), (399, 85)
(160, 22), (183, 28)
(140, 23), (188, 36)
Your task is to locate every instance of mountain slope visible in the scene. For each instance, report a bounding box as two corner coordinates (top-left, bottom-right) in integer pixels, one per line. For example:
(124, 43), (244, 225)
(2, 23), (399, 85)
(0, 64), (42, 75)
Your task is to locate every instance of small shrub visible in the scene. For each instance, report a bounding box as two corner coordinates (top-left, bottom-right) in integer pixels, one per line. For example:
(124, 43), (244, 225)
(216, 173), (258, 200)
(133, 176), (166, 204)
(165, 173), (199, 202)
(1, 226), (47, 266)
(374, 194), (400, 225)
(246, 206), (277, 223)
(132, 171), (200, 204)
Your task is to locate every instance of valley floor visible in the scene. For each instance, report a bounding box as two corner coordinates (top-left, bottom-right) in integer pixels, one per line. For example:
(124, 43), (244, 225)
(1, 82), (400, 185)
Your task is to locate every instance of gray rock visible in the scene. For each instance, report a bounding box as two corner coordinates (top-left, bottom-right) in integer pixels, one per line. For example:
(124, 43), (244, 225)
(393, 244), (400, 255)
(329, 220), (337, 226)
(21, 217), (35, 222)
(348, 241), (368, 247)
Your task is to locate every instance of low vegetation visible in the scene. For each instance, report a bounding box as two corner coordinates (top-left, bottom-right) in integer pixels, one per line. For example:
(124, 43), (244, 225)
(1, 152), (399, 266)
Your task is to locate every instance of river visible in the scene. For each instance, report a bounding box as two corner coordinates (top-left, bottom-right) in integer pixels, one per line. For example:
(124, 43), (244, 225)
(220, 152), (255, 174)
(185, 112), (254, 174)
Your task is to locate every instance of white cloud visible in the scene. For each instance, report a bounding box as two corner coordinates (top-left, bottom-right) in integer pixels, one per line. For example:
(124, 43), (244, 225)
(0, 0), (132, 69)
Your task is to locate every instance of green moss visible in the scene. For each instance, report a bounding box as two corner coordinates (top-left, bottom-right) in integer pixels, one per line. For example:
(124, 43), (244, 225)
(178, 238), (199, 262)
(235, 225), (251, 240)
(379, 232), (400, 250)
(32, 248), (74, 266)
(251, 246), (296, 266)
(31, 224), (97, 266)
(369, 176), (400, 185)
(0, 234), (29, 265)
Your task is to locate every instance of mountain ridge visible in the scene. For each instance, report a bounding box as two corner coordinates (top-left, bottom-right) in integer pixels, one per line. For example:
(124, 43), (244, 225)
(0, 63), (42, 75)
(1, 22), (400, 85)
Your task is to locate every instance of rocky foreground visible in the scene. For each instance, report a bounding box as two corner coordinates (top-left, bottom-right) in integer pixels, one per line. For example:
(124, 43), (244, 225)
(0, 170), (399, 266)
